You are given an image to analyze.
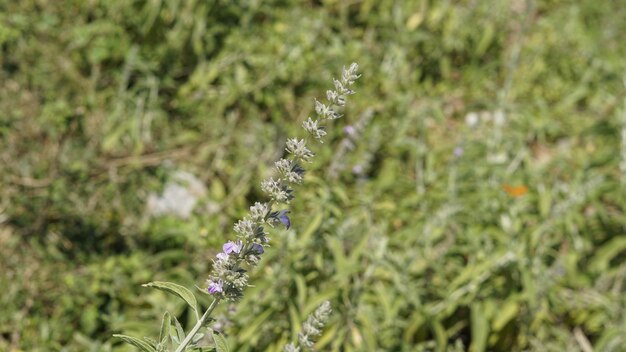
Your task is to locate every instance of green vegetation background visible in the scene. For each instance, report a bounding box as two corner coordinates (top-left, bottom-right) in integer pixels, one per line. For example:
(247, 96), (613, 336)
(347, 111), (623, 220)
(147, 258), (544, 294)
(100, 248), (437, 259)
(1, 0), (625, 351)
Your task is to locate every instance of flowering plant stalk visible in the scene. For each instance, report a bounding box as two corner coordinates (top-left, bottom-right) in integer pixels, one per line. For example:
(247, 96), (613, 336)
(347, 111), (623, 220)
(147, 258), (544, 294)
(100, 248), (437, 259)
(114, 63), (360, 352)
(283, 301), (332, 352)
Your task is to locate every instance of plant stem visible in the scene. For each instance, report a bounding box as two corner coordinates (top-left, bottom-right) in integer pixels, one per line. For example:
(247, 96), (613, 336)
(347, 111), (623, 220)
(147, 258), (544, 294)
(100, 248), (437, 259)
(175, 298), (220, 352)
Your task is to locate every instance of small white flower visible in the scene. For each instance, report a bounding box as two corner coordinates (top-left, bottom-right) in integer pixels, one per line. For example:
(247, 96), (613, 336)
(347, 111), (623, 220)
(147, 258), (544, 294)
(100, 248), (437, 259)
(274, 159), (304, 184)
(326, 90), (345, 106)
(249, 202), (269, 222)
(234, 218), (255, 239)
(465, 112), (479, 127)
(274, 159), (292, 176)
(302, 118), (327, 142)
(342, 63), (360, 87)
(261, 177), (292, 203)
(261, 177), (281, 194)
(286, 138), (314, 162)
(314, 100), (339, 120)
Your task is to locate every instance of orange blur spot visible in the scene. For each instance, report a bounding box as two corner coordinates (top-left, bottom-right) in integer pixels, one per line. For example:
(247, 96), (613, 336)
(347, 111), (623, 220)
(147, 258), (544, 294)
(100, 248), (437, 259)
(503, 184), (529, 197)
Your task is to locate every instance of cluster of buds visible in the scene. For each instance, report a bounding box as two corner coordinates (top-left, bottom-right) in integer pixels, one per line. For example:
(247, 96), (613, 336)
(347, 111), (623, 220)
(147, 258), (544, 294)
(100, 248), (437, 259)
(207, 63), (360, 301)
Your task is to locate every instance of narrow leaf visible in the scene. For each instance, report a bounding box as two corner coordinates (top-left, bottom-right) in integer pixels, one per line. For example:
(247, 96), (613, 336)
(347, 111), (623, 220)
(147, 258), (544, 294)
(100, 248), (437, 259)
(492, 298), (519, 331)
(143, 281), (199, 320)
(160, 311), (171, 344)
(113, 334), (157, 352)
(192, 333), (205, 344)
(144, 337), (158, 348)
(212, 330), (230, 352)
(470, 302), (489, 352)
(174, 317), (186, 341)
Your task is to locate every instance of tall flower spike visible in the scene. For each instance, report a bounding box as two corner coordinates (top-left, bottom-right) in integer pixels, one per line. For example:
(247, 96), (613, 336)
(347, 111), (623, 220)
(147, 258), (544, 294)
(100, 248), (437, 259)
(206, 63), (359, 303)
(298, 301), (332, 349)
(118, 63), (360, 352)
(283, 301), (333, 352)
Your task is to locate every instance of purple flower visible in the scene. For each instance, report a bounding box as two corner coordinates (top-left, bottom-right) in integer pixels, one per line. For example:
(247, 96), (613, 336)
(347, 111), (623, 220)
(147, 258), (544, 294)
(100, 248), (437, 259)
(250, 243), (264, 255)
(352, 165), (364, 175)
(343, 125), (356, 137)
(223, 240), (242, 254)
(208, 280), (223, 294)
(277, 210), (291, 229)
(216, 252), (229, 261)
(454, 146), (464, 158)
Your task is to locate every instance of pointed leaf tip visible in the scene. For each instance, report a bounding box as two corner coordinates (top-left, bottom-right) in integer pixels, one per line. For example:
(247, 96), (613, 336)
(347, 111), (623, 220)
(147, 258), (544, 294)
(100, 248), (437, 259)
(113, 334), (157, 352)
(143, 281), (199, 320)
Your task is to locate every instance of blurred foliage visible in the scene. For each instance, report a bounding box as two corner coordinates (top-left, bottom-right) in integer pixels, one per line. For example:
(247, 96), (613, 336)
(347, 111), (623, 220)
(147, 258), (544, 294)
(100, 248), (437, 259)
(1, 0), (626, 351)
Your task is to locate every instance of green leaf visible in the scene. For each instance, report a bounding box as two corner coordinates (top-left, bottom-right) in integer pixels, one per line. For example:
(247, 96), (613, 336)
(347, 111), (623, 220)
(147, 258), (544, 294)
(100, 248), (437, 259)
(192, 333), (205, 344)
(294, 273), (307, 307)
(113, 334), (157, 352)
(160, 311), (171, 344)
(470, 302), (489, 352)
(212, 330), (229, 352)
(144, 337), (158, 348)
(239, 308), (272, 342)
(327, 237), (348, 279)
(143, 281), (199, 320)
(492, 298), (519, 332)
(403, 312), (425, 343)
(589, 237), (626, 273)
(316, 321), (339, 350)
(171, 316), (186, 347)
(431, 319), (447, 352)
(288, 302), (301, 336)
(301, 212), (323, 242)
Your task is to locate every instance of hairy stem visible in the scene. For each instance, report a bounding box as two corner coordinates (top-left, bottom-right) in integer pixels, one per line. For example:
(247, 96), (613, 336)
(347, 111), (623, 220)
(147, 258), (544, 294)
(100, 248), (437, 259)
(175, 298), (221, 352)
